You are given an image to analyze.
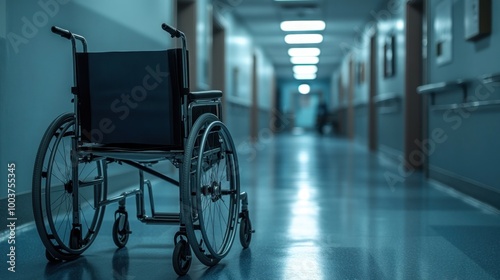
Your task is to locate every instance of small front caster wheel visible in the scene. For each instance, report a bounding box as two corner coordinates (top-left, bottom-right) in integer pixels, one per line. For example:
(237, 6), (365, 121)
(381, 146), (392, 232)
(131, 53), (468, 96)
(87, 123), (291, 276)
(112, 214), (130, 248)
(240, 216), (253, 249)
(172, 239), (192, 276)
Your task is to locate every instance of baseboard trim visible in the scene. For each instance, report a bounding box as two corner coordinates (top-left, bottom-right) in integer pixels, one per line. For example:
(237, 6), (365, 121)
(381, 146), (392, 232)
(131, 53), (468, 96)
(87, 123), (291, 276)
(428, 165), (500, 211)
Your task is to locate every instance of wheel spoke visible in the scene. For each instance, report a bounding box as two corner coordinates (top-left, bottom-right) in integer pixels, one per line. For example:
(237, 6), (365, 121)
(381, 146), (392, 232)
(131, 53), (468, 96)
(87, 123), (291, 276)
(80, 204), (90, 237)
(62, 136), (70, 179)
(79, 164), (98, 182)
(80, 192), (97, 211)
(32, 114), (106, 259)
(57, 198), (71, 242)
(52, 153), (68, 182)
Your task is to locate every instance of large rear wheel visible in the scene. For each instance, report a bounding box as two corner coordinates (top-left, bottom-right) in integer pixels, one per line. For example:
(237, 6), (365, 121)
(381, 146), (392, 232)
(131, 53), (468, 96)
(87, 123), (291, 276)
(32, 113), (107, 261)
(182, 113), (240, 266)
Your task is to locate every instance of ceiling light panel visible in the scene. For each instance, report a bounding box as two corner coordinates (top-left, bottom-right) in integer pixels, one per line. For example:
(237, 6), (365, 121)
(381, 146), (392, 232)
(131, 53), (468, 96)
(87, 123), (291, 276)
(285, 34), (323, 44)
(290, 56), (319, 64)
(298, 84), (311, 94)
(288, 48), (321, 57)
(280, 20), (326, 32)
(294, 73), (317, 80)
(293, 65), (318, 74)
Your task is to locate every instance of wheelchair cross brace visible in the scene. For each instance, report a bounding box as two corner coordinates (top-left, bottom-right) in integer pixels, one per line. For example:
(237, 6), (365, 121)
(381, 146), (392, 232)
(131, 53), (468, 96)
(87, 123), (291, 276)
(94, 160), (182, 225)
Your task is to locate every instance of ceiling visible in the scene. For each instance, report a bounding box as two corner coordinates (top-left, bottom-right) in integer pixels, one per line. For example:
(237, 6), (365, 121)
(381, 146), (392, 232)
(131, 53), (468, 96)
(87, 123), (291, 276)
(226, 0), (388, 80)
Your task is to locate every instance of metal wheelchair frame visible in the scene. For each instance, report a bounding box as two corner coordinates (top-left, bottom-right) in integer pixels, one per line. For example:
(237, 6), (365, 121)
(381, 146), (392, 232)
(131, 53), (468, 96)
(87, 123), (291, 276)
(31, 23), (253, 276)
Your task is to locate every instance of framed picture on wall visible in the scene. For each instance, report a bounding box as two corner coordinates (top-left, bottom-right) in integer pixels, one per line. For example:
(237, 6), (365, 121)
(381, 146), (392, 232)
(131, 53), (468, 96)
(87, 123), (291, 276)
(383, 34), (395, 78)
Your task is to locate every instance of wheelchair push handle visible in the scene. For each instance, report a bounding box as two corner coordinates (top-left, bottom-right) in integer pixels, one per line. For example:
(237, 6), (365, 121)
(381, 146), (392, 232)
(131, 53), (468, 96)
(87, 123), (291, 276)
(161, 23), (182, 38)
(51, 26), (72, 39)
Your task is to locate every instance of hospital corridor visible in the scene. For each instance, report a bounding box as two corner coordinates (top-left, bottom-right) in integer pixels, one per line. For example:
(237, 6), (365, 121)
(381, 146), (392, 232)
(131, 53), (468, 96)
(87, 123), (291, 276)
(1, 0), (500, 279)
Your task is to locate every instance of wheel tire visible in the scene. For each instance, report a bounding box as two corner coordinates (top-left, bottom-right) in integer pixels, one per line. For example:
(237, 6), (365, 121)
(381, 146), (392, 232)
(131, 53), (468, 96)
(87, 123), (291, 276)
(32, 113), (107, 261)
(45, 249), (61, 263)
(182, 113), (240, 266)
(172, 240), (192, 276)
(112, 216), (130, 248)
(239, 216), (252, 249)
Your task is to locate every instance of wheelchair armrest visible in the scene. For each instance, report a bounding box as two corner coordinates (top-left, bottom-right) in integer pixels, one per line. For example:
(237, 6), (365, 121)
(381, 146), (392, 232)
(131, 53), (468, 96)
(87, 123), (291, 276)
(188, 90), (222, 100)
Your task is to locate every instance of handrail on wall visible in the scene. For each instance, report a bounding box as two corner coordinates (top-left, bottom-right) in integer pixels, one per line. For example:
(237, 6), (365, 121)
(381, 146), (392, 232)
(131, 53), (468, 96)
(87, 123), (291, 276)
(416, 79), (468, 95)
(373, 92), (401, 103)
(430, 99), (500, 111)
(417, 73), (500, 111)
(482, 73), (500, 84)
(373, 92), (401, 114)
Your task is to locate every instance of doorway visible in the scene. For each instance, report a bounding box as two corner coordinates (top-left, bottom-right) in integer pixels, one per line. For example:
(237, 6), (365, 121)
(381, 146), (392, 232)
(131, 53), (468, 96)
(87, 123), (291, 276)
(293, 91), (321, 130)
(368, 32), (378, 151)
(250, 53), (258, 142)
(404, 0), (425, 170)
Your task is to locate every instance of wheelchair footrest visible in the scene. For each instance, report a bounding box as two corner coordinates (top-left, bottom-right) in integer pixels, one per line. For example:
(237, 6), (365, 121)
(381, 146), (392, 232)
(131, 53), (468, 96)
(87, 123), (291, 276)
(140, 213), (180, 224)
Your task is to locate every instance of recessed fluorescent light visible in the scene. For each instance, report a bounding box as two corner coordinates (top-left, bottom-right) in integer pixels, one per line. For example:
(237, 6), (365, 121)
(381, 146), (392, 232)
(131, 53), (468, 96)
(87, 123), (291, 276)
(280, 20), (326, 32)
(396, 19), (404, 30)
(290, 56), (319, 64)
(294, 73), (317, 80)
(285, 34), (323, 44)
(293, 65), (318, 74)
(298, 84), (311, 94)
(288, 48), (321, 57)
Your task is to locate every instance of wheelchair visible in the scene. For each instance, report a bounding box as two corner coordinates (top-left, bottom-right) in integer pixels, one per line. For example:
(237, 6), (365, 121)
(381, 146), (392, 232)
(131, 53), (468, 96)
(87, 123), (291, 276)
(32, 23), (253, 276)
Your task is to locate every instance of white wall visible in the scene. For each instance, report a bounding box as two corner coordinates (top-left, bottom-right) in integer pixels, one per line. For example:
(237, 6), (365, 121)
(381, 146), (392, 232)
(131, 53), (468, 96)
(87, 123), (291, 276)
(219, 12), (275, 109)
(224, 13), (254, 106)
(75, 1), (173, 47)
(216, 11), (275, 145)
(330, 71), (339, 109)
(352, 35), (370, 105)
(329, 0), (406, 146)
(255, 47), (274, 110)
(196, 0), (212, 90)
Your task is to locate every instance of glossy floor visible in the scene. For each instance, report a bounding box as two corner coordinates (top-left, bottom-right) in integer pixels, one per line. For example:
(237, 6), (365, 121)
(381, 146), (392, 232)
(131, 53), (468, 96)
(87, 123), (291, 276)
(2, 133), (500, 279)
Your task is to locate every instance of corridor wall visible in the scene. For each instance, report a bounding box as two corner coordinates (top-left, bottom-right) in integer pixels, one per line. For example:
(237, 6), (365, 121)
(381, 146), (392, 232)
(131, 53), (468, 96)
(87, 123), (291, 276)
(375, 4), (406, 158)
(329, 0), (500, 208)
(425, 0), (500, 207)
(218, 11), (275, 147)
(330, 0), (406, 156)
